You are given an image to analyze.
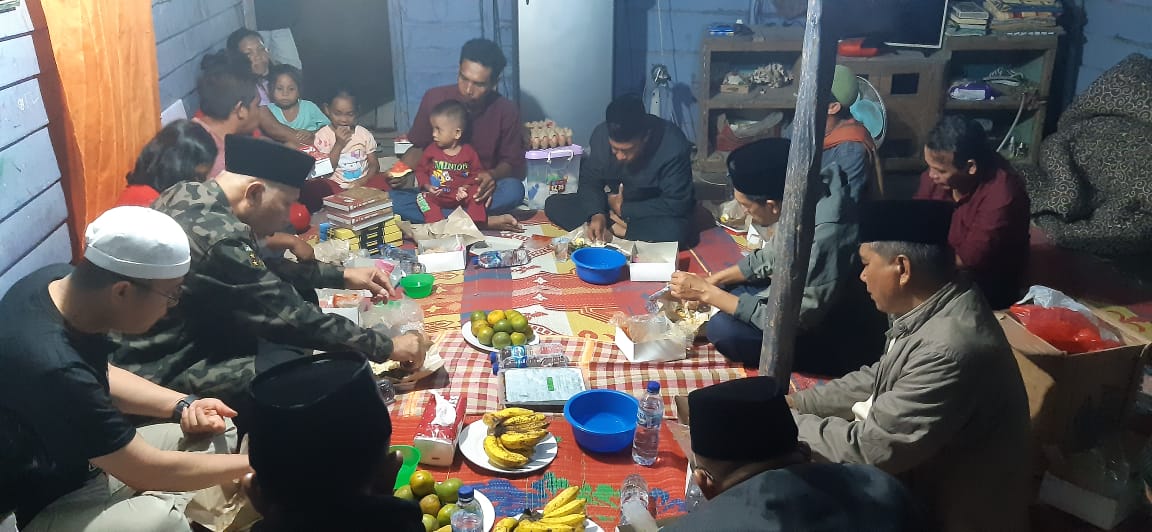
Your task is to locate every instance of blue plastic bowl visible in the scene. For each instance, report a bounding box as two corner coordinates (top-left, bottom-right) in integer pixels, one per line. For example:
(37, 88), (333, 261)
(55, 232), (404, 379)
(564, 389), (639, 453)
(571, 247), (627, 285)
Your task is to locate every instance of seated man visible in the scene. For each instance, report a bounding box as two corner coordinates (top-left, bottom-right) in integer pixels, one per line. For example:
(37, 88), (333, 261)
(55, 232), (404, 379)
(243, 353), (424, 532)
(193, 50), (263, 178)
(671, 138), (886, 375)
(0, 207), (250, 531)
(789, 200), (1032, 532)
(824, 64), (882, 201)
(113, 136), (429, 408)
(545, 94), (699, 249)
(914, 116), (1030, 309)
(665, 377), (916, 532)
(391, 38), (525, 231)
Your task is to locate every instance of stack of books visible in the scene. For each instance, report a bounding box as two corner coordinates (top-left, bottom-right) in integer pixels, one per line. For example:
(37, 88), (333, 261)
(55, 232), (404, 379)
(947, 2), (990, 36)
(323, 188), (393, 232)
(983, 0), (1061, 35)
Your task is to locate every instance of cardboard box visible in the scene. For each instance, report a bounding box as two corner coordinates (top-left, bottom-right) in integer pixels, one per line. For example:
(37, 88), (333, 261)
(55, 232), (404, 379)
(1000, 309), (1149, 451)
(615, 326), (687, 363)
(416, 236), (466, 273)
(628, 242), (678, 282)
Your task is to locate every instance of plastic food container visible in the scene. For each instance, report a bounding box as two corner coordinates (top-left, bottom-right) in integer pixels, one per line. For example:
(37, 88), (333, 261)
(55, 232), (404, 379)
(524, 145), (582, 210)
(572, 247), (627, 285)
(564, 389), (639, 453)
(389, 445), (422, 490)
(400, 273), (435, 298)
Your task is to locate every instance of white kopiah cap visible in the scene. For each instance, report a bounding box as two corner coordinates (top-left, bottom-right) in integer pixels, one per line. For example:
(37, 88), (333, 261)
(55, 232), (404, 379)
(84, 206), (191, 280)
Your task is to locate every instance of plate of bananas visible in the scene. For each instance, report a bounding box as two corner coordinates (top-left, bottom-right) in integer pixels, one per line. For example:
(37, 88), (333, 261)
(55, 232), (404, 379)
(492, 485), (603, 532)
(460, 408), (557, 474)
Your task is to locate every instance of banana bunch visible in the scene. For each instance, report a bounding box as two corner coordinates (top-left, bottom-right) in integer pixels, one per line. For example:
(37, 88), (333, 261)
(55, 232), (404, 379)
(491, 486), (588, 532)
(482, 408), (551, 469)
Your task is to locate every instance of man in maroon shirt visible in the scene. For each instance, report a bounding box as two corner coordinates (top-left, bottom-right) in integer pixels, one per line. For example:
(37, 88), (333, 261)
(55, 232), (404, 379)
(388, 38), (525, 231)
(914, 116), (1030, 309)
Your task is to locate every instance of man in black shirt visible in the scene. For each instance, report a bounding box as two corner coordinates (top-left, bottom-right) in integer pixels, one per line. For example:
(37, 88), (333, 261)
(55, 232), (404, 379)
(0, 207), (250, 531)
(242, 353), (424, 532)
(544, 94), (699, 249)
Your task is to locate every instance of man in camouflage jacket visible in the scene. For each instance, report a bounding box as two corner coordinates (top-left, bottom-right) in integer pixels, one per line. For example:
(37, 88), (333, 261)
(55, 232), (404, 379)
(112, 136), (427, 407)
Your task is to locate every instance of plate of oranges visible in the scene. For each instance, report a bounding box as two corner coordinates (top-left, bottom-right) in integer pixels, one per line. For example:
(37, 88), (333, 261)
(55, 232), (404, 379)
(462, 309), (538, 352)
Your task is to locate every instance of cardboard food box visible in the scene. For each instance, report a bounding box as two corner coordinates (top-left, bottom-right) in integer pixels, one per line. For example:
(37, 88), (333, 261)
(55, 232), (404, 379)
(628, 242), (679, 282)
(615, 325), (688, 363)
(999, 308), (1149, 451)
(416, 236), (466, 273)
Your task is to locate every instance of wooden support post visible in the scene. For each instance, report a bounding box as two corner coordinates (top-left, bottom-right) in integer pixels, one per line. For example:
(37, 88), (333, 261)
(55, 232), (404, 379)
(759, 0), (839, 388)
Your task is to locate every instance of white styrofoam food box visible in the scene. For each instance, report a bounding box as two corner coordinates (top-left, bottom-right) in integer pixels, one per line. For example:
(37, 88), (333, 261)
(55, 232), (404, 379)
(417, 236), (466, 273)
(628, 241), (678, 282)
(1037, 472), (1139, 530)
(615, 326), (687, 363)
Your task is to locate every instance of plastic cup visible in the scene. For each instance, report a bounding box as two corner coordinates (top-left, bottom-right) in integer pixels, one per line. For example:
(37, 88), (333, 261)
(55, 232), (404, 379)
(553, 237), (571, 261)
(390, 445), (422, 491)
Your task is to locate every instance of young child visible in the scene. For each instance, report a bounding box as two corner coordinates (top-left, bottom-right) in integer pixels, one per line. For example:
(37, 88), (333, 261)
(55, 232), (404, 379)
(116, 119), (218, 207)
(267, 64), (330, 132)
(415, 100), (487, 223)
(302, 89), (380, 212)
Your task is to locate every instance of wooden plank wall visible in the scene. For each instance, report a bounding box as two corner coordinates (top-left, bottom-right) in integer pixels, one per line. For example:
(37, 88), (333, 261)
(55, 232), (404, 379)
(1078, 0), (1152, 93)
(0, 1), (69, 297)
(153, 0), (244, 117)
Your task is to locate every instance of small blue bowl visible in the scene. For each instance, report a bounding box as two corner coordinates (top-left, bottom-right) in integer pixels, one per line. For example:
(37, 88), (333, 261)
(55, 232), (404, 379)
(571, 247), (627, 285)
(564, 389), (639, 453)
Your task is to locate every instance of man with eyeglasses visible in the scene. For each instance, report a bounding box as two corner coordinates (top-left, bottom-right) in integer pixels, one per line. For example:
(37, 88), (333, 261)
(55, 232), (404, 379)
(112, 136), (429, 411)
(0, 206), (250, 531)
(392, 38), (527, 232)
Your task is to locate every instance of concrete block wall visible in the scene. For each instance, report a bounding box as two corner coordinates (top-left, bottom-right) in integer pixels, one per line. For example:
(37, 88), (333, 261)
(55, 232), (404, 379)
(153, 0), (244, 118)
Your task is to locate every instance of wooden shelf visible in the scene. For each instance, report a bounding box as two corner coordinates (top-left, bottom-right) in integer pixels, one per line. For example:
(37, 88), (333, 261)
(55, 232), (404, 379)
(944, 97), (1043, 111)
(943, 31), (1062, 51)
(708, 87), (798, 109)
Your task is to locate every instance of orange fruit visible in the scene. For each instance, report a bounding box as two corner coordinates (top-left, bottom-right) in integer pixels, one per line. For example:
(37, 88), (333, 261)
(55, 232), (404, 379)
(409, 470), (436, 498)
(510, 332), (527, 346)
(486, 310), (505, 326)
(418, 493), (441, 516)
(476, 326), (495, 346)
(492, 332), (512, 349)
(493, 319), (512, 334)
(470, 311), (487, 323)
(509, 315), (529, 333)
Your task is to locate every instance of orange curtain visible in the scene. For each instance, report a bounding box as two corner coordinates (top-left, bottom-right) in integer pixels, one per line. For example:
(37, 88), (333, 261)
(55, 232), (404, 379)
(30, 0), (160, 257)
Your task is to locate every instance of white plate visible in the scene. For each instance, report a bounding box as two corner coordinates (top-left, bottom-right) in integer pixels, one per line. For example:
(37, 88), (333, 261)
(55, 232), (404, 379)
(474, 489), (496, 532)
(469, 236), (525, 256)
(461, 322), (540, 352)
(458, 419), (558, 474)
(515, 514), (603, 531)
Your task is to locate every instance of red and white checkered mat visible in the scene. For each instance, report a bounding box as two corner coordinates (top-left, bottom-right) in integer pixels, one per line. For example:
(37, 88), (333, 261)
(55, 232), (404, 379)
(389, 332), (750, 416)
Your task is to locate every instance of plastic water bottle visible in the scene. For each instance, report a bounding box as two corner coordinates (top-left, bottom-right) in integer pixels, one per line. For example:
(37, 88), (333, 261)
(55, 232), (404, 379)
(450, 486), (483, 532)
(489, 343), (569, 375)
(684, 475), (705, 512)
(632, 381), (663, 466)
(476, 248), (530, 268)
(619, 473), (656, 530)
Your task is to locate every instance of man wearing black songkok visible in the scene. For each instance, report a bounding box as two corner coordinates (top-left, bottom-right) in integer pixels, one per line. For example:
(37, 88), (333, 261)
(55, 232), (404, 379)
(789, 200), (1031, 532)
(664, 376), (915, 531)
(113, 135), (430, 409)
(243, 352), (424, 532)
(670, 138), (886, 376)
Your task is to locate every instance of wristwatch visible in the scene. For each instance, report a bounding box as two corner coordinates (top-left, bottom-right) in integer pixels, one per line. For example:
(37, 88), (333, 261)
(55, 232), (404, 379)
(172, 394), (200, 422)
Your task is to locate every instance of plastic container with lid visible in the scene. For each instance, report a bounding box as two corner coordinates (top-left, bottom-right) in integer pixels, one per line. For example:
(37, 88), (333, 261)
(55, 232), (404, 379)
(524, 145), (582, 210)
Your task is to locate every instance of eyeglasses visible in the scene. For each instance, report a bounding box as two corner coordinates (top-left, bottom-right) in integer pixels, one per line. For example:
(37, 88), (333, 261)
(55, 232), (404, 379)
(130, 281), (182, 307)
